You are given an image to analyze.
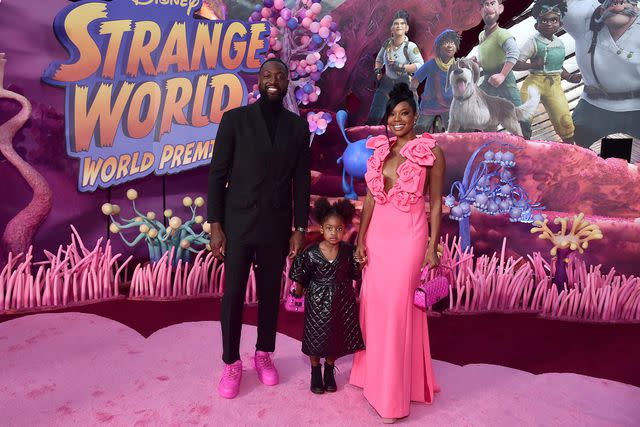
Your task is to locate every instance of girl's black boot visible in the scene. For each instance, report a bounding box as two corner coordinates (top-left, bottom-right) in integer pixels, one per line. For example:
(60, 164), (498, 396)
(310, 365), (324, 394)
(323, 362), (337, 392)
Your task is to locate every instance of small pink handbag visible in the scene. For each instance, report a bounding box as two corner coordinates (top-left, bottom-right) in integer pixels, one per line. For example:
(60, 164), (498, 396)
(284, 284), (304, 313)
(414, 266), (450, 309)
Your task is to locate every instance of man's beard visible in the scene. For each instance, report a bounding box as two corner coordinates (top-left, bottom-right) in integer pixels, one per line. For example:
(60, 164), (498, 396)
(482, 13), (499, 27)
(596, 3), (639, 25)
(259, 87), (285, 104)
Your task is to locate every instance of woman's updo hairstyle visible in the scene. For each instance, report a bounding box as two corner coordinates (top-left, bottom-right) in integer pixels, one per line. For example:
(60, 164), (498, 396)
(384, 82), (417, 121)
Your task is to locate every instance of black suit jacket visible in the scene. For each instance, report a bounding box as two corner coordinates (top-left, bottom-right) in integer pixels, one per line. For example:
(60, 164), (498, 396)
(207, 102), (311, 246)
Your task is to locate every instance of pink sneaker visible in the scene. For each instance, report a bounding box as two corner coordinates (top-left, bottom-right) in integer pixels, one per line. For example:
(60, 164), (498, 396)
(254, 351), (279, 386)
(218, 360), (242, 399)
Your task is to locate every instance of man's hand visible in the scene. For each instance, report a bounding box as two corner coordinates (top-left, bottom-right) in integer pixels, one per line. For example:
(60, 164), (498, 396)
(288, 230), (305, 259)
(562, 68), (582, 84)
(488, 73), (506, 87)
(568, 71), (582, 84)
(208, 222), (226, 261)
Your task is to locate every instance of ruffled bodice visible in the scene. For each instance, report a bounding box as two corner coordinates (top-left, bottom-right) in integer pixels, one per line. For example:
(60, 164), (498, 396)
(364, 133), (437, 212)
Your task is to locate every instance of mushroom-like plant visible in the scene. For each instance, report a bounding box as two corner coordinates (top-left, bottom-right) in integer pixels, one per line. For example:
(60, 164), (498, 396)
(102, 189), (210, 264)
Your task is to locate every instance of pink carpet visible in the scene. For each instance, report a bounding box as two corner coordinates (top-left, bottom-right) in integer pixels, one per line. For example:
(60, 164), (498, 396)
(1, 313), (639, 426)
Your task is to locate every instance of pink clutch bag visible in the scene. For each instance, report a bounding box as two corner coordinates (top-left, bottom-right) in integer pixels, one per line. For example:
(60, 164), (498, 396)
(284, 284), (304, 313)
(414, 266), (450, 309)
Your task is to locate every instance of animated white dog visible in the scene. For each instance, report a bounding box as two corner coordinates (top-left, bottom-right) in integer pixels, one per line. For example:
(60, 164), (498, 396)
(447, 58), (540, 136)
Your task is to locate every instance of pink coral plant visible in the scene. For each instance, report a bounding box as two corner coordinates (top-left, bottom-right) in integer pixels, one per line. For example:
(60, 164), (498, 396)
(128, 249), (295, 304)
(0, 226), (131, 313)
(5, 228), (637, 322)
(443, 237), (640, 322)
(127, 253), (354, 307)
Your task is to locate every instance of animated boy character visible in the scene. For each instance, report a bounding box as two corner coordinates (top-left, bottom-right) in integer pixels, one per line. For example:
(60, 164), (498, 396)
(412, 29), (461, 133)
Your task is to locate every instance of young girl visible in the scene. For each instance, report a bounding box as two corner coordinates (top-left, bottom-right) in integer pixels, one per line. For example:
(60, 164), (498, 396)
(289, 198), (364, 394)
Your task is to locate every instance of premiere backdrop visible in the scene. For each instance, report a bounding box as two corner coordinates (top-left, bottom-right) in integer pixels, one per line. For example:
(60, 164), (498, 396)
(1, 0), (639, 276)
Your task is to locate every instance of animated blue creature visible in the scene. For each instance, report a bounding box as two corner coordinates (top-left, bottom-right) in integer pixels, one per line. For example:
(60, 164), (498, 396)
(336, 110), (374, 199)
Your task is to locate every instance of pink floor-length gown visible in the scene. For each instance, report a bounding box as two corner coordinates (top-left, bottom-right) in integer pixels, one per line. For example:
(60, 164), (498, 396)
(349, 133), (438, 419)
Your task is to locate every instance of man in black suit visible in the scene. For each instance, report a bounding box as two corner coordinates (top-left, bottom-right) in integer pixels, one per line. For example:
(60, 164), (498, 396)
(207, 58), (311, 399)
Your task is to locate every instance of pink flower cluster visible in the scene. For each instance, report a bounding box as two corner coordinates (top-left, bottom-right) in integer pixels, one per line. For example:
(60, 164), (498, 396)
(326, 43), (346, 69)
(306, 111), (332, 135)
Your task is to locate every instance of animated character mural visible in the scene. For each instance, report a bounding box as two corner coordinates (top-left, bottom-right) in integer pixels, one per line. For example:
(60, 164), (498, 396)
(474, 0), (533, 139)
(446, 57), (540, 134)
(412, 29), (461, 134)
(317, 0), (484, 125)
(514, 0), (582, 144)
(563, 0), (640, 148)
(365, 9), (424, 125)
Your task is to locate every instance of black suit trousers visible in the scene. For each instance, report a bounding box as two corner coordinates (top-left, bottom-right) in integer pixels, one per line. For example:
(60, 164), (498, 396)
(220, 239), (288, 364)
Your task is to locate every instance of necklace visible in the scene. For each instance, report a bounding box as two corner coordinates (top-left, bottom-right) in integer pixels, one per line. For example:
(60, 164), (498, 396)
(386, 36), (407, 63)
(391, 36), (407, 48)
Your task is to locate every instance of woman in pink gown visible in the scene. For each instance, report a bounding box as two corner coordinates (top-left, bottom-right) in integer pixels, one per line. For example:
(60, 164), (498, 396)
(350, 83), (445, 423)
